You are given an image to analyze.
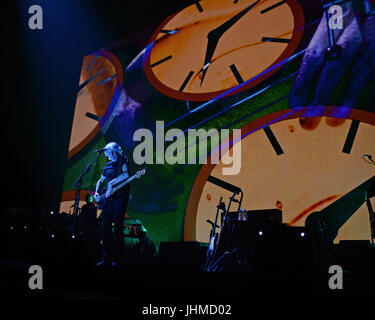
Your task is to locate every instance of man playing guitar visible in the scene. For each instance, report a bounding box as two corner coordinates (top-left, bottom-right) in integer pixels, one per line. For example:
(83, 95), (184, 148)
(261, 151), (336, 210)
(94, 142), (131, 267)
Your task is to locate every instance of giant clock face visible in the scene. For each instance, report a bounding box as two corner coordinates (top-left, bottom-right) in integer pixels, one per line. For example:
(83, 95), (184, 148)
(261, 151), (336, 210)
(68, 52), (123, 159)
(144, 0), (304, 101)
(184, 107), (375, 243)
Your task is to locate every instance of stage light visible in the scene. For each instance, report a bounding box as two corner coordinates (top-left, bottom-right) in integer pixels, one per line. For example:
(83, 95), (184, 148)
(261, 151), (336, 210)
(258, 231), (263, 236)
(300, 232), (305, 237)
(72, 235), (75, 239)
(51, 234), (55, 238)
(50, 211), (54, 215)
(10, 226), (14, 230)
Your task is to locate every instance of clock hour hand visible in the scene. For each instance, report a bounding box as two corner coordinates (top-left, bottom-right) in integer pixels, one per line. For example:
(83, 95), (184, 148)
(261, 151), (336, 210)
(200, 32), (220, 86)
(200, 0), (261, 86)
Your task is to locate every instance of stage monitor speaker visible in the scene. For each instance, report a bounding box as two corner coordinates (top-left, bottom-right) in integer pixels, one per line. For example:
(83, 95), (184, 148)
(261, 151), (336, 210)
(230, 222), (310, 274)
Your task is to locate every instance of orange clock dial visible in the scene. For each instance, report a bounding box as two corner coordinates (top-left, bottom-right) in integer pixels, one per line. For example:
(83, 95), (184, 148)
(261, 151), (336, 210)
(144, 0), (304, 101)
(68, 52), (123, 159)
(184, 107), (375, 244)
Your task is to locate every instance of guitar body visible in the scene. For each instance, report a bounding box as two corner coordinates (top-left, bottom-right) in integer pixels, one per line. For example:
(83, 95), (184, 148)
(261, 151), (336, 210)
(96, 189), (110, 210)
(95, 168), (146, 210)
(96, 184), (131, 209)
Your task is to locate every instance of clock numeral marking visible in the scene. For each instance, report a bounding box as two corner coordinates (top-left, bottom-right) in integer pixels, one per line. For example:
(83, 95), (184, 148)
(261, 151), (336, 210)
(78, 68), (105, 91)
(194, 1), (204, 12)
(179, 71), (194, 92)
(342, 120), (360, 154)
(260, 0), (286, 14)
(262, 37), (290, 43)
(263, 125), (284, 155)
(85, 112), (101, 122)
(230, 64), (244, 84)
(97, 74), (116, 86)
(86, 55), (99, 72)
(151, 55), (172, 68)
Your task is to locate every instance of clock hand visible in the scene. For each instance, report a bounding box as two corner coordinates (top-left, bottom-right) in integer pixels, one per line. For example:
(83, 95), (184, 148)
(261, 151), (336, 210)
(200, 0), (261, 86)
(200, 32), (220, 86)
(211, 0), (261, 37)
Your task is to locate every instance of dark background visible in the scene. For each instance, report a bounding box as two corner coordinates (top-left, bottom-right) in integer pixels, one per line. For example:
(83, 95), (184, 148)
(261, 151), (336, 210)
(4, 0), (196, 214)
(3, 2), (375, 303)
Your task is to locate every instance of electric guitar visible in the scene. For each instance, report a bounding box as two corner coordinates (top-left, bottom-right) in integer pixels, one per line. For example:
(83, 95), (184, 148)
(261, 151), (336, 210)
(95, 168), (146, 209)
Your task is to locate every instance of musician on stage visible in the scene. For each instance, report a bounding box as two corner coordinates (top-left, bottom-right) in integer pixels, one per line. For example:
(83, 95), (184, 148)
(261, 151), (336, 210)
(94, 142), (130, 267)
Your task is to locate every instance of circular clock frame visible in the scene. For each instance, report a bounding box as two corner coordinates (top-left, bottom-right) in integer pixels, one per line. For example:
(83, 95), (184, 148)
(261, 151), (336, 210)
(183, 106), (375, 241)
(144, 0), (305, 101)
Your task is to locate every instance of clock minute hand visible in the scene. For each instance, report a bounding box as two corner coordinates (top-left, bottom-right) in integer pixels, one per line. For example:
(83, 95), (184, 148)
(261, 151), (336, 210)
(211, 0), (261, 37)
(200, 0), (261, 86)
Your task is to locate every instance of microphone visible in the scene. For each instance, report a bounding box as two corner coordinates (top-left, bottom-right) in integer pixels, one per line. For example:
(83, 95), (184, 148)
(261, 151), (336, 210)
(93, 148), (106, 153)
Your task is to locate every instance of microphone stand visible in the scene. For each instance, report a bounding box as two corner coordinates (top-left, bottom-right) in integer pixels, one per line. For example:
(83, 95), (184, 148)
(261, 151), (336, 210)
(71, 152), (101, 236)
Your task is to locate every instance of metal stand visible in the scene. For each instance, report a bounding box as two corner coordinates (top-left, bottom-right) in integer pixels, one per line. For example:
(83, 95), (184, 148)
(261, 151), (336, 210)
(71, 152), (101, 235)
(202, 197), (226, 270)
(364, 158), (374, 243)
(203, 189), (251, 272)
(365, 182), (375, 244)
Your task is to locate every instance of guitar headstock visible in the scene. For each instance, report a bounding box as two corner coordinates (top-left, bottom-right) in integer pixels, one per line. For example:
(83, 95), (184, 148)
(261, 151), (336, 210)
(135, 168), (146, 179)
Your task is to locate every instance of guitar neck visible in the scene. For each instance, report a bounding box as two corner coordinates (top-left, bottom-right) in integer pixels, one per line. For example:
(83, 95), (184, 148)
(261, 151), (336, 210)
(111, 174), (136, 194)
(98, 169), (145, 203)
